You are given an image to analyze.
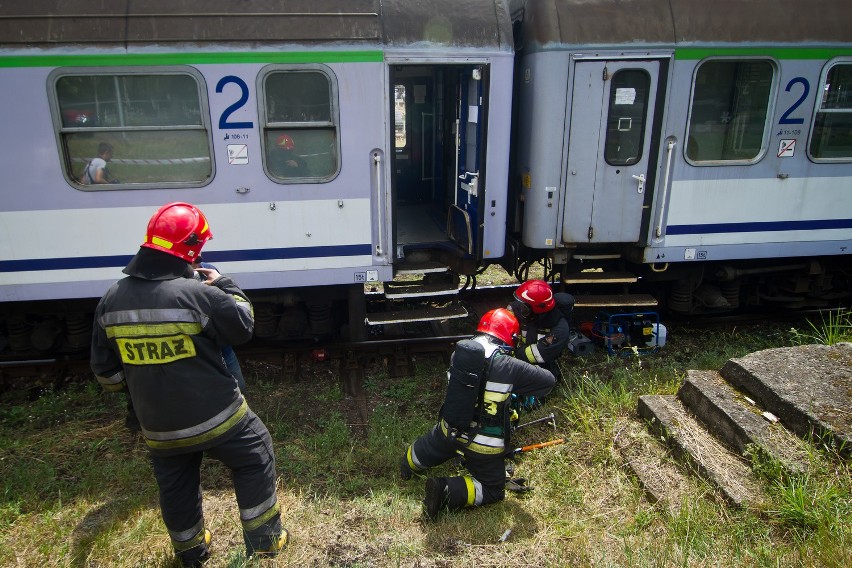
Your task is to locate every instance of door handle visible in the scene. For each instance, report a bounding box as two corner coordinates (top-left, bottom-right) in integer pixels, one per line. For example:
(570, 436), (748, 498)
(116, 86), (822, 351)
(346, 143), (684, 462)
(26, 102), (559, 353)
(631, 173), (646, 193)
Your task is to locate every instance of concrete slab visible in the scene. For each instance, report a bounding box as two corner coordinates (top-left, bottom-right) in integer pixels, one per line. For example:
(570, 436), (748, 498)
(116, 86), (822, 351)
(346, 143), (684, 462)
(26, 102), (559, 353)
(638, 394), (768, 510)
(613, 417), (695, 513)
(679, 370), (811, 475)
(721, 343), (852, 456)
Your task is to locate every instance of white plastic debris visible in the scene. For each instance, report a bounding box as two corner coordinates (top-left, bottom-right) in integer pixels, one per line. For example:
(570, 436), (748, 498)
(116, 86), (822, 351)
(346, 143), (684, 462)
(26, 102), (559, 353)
(499, 529), (511, 542)
(762, 411), (779, 424)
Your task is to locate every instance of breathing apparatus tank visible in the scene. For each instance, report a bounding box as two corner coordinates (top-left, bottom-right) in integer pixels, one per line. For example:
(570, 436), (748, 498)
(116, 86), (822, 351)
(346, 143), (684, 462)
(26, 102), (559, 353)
(439, 339), (486, 434)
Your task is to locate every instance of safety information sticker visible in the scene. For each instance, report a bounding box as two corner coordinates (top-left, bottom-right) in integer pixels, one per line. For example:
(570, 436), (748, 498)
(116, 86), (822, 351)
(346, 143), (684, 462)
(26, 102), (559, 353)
(227, 144), (249, 165)
(778, 139), (796, 158)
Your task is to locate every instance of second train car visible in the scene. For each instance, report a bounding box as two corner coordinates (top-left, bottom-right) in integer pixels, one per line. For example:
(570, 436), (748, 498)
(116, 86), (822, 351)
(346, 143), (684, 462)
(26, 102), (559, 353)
(508, 0), (852, 314)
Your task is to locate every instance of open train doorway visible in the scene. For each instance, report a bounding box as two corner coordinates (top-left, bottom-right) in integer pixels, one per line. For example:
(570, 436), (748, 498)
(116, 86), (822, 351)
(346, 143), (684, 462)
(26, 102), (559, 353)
(389, 64), (489, 267)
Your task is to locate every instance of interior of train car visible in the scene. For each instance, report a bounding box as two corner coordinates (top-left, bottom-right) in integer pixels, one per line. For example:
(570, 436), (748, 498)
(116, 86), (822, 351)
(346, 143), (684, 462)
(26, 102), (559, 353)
(389, 64), (490, 273)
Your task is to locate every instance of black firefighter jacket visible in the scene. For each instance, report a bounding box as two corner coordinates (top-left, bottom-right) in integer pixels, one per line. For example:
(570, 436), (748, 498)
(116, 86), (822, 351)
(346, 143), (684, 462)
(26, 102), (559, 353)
(90, 248), (254, 456)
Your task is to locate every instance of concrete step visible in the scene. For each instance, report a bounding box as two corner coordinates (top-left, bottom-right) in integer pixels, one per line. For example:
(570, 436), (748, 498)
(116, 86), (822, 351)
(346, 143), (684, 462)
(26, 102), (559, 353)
(638, 394), (768, 510)
(720, 343), (852, 457)
(678, 370), (811, 475)
(613, 417), (696, 514)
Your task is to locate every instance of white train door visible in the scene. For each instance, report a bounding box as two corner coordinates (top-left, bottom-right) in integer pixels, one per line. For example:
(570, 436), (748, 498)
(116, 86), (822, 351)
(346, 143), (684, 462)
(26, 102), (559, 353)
(563, 60), (661, 243)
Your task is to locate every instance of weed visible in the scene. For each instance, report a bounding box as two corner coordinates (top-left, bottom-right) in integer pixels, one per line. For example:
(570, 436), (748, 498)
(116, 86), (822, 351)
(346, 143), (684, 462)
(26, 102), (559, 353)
(768, 473), (849, 536)
(790, 308), (852, 345)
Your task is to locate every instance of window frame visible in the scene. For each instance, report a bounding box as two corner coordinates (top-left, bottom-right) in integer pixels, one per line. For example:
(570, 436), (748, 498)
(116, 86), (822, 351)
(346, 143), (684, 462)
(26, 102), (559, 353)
(603, 68), (651, 167)
(807, 57), (852, 163)
(683, 56), (778, 166)
(258, 64), (341, 184)
(48, 66), (214, 191)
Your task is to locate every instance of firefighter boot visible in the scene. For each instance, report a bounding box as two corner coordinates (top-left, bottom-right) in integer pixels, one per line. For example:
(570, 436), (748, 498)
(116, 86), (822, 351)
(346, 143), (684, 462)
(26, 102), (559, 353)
(178, 529), (211, 567)
(400, 455), (413, 480)
(249, 528), (289, 559)
(423, 477), (449, 521)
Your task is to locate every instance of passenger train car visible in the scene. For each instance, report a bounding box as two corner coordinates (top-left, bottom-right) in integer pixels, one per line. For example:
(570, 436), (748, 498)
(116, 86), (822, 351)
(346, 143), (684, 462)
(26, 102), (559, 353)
(508, 0), (852, 314)
(0, 0), (514, 352)
(1, 0), (851, 357)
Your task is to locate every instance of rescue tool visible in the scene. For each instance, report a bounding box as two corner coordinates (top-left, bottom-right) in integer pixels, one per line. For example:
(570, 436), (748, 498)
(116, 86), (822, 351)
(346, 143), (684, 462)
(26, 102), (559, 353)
(513, 412), (556, 431)
(510, 438), (565, 456)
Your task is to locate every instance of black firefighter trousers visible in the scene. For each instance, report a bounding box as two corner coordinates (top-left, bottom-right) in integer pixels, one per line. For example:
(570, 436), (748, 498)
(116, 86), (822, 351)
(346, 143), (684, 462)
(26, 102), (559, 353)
(151, 411), (282, 561)
(409, 423), (506, 510)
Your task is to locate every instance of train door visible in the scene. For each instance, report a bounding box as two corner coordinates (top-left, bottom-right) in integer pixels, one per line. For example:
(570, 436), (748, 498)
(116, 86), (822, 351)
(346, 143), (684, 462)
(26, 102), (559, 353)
(389, 64), (488, 260)
(563, 60), (661, 243)
(448, 67), (486, 255)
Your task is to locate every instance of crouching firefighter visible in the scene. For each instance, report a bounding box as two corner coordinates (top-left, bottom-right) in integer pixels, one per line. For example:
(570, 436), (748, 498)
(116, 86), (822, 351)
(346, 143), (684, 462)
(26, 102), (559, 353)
(90, 202), (287, 566)
(400, 308), (555, 520)
(509, 279), (574, 383)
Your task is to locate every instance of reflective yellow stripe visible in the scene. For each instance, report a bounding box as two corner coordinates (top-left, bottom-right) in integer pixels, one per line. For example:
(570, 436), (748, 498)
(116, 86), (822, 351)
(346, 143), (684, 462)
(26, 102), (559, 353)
(241, 493), (278, 521)
(170, 519), (205, 545)
(171, 527), (205, 551)
(96, 370), (125, 391)
(439, 419), (505, 455)
(150, 236), (174, 249)
(242, 501), (280, 532)
(146, 399), (248, 450)
(463, 476), (476, 507)
(106, 322), (202, 338)
(466, 440), (506, 455)
(116, 334), (197, 365)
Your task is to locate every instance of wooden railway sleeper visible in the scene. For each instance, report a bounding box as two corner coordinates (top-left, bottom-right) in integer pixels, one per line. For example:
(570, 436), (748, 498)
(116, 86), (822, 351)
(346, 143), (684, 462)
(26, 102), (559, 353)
(388, 346), (415, 378)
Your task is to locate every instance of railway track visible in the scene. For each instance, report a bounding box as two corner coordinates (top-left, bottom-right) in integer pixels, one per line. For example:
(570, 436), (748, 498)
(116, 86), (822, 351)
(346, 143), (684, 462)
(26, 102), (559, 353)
(0, 280), (843, 392)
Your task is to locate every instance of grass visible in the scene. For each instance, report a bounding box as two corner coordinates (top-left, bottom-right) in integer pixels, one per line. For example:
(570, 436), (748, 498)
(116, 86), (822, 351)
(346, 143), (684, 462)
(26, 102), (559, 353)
(790, 308), (852, 346)
(1, 316), (850, 567)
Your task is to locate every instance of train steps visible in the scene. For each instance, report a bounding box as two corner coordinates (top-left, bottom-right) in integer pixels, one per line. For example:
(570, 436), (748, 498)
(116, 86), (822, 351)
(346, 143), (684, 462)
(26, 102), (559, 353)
(562, 254), (658, 309)
(365, 260), (468, 327)
(620, 344), (851, 511)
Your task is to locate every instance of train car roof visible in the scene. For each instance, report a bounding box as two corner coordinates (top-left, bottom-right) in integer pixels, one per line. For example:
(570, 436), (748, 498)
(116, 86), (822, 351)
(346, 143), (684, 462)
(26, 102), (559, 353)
(512, 0), (852, 50)
(0, 0), (512, 52)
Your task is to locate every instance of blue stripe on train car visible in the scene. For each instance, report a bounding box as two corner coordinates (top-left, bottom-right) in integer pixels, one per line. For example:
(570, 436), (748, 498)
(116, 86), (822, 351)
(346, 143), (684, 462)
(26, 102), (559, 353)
(666, 219), (852, 236)
(0, 244), (373, 272)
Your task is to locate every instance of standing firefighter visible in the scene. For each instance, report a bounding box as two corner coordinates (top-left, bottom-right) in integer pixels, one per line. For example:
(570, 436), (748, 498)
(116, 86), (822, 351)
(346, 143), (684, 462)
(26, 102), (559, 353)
(509, 279), (574, 383)
(90, 202), (287, 566)
(400, 308), (556, 520)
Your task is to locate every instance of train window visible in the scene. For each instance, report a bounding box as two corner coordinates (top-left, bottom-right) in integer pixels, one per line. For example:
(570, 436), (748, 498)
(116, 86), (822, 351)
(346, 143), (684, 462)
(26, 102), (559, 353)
(51, 70), (212, 188)
(262, 68), (339, 181)
(604, 70), (650, 166)
(809, 63), (852, 160)
(686, 60), (774, 164)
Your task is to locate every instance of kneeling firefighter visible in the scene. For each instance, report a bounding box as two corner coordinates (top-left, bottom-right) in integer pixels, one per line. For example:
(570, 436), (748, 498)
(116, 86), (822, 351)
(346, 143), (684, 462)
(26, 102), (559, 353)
(400, 308), (556, 520)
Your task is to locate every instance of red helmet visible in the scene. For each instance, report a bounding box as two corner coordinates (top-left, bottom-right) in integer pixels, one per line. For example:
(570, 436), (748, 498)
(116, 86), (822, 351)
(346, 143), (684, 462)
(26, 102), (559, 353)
(140, 202), (212, 262)
(514, 279), (555, 314)
(276, 134), (295, 150)
(476, 308), (520, 346)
